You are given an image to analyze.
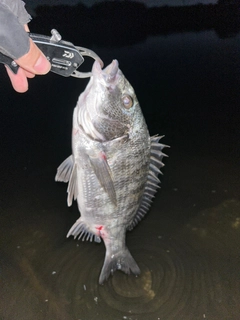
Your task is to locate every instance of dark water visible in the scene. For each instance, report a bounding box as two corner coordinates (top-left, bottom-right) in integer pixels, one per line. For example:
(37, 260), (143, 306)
(0, 3), (240, 320)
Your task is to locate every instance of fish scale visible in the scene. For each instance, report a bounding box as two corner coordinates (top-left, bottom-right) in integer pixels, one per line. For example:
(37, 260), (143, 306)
(55, 59), (168, 284)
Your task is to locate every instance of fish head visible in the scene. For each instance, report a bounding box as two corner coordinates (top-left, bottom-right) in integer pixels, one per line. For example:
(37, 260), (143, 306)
(76, 59), (140, 141)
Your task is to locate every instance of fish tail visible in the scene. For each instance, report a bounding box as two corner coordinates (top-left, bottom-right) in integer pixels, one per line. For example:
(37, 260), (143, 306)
(99, 247), (140, 284)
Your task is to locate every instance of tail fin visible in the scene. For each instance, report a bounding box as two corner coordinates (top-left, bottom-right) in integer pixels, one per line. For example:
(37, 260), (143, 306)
(99, 247), (140, 284)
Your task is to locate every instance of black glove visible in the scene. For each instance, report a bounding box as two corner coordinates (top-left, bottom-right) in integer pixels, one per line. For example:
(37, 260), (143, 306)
(0, 0), (31, 59)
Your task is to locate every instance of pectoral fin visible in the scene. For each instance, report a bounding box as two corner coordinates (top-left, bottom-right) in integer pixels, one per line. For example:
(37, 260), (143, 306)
(89, 152), (117, 206)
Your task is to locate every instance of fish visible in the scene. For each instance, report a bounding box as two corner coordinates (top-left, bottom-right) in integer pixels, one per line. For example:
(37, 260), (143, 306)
(55, 59), (168, 284)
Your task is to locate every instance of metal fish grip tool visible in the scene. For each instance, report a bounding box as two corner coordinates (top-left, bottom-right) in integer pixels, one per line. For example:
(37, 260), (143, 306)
(0, 29), (103, 78)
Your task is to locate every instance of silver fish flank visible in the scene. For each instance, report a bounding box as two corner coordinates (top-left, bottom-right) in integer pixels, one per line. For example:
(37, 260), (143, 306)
(55, 60), (168, 284)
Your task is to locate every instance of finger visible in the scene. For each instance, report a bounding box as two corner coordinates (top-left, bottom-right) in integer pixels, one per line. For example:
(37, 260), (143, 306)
(5, 65), (28, 93)
(24, 24), (30, 32)
(15, 38), (51, 75)
(25, 70), (35, 78)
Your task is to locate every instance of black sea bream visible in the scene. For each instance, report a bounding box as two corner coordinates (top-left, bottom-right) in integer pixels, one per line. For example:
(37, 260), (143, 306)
(55, 60), (168, 284)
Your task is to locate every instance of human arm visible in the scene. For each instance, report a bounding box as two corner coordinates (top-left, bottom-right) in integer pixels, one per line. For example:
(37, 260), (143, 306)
(0, 0), (51, 92)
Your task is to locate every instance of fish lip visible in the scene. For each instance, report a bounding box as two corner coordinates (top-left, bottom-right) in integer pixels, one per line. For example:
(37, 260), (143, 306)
(103, 59), (119, 83)
(92, 59), (119, 84)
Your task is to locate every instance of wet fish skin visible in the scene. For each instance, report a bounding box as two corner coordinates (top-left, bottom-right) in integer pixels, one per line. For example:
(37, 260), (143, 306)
(55, 60), (168, 284)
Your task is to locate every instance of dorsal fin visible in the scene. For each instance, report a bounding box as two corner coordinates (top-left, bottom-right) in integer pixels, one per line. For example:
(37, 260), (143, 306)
(127, 135), (169, 231)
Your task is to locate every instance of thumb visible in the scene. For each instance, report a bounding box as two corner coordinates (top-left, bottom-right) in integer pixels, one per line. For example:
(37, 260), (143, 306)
(15, 38), (51, 75)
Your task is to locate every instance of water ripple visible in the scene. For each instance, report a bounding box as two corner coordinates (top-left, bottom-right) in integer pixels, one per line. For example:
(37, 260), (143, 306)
(3, 200), (239, 319)
(42, 235), (228, 320)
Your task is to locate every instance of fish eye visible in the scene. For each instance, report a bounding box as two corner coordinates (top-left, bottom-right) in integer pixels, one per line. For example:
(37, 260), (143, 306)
(122, 94), (133, 109)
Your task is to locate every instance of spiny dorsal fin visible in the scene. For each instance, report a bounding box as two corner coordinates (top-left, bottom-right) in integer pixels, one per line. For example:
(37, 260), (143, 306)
(128, 135), (169, 231)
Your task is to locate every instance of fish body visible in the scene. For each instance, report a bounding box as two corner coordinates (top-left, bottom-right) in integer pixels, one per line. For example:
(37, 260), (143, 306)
(56, 60), (167, 284)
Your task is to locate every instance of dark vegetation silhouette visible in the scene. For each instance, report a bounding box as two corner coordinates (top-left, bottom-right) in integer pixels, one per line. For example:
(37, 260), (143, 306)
(31, 0), (240, 47)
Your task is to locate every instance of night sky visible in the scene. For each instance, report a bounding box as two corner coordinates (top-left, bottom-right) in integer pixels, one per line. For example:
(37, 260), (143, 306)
(25, 0), (218, 9)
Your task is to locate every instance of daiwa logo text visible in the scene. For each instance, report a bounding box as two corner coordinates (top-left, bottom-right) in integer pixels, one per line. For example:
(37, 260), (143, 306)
(63, 51), (74, 59)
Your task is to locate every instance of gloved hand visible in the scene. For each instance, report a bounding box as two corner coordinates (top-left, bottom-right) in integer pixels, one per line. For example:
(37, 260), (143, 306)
(0, 0), (51, 92)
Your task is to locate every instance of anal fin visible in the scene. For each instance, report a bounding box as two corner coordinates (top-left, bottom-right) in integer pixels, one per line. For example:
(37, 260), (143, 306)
(67, 218), (101, 243)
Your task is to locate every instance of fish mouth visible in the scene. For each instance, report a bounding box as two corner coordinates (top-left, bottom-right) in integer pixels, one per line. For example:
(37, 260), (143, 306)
(103, 59), (119, 83)
(92, 59), (119, 84)
(78, 59), (123, 142)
